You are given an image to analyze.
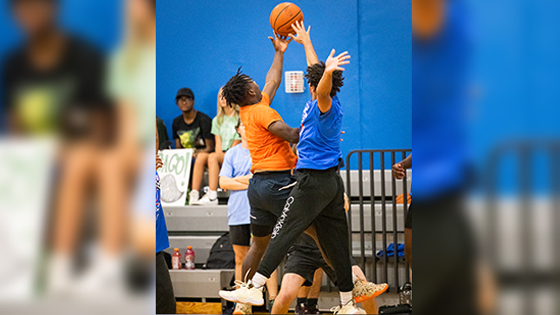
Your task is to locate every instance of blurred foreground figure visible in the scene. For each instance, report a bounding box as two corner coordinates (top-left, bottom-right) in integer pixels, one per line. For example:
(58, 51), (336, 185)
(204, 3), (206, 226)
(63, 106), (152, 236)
(1, 0), (157, 310)
(412, 0), (481, 314)
(2, 0), (106, 136)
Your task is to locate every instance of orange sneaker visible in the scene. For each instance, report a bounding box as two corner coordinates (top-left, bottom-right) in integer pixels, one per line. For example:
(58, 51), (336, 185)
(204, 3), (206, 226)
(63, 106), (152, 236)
(352, 279), (388, 303)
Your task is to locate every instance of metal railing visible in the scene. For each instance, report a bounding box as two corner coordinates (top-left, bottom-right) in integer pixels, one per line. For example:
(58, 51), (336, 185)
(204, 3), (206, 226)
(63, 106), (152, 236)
(485, 140), (560, 315)
(345, 149), (411, 292)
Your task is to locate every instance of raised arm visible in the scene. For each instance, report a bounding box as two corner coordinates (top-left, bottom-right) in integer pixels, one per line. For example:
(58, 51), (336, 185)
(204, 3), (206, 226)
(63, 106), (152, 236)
(316, 49), (351, 113)
(262, 32), (292, 103)
(289, 21), (319, 66)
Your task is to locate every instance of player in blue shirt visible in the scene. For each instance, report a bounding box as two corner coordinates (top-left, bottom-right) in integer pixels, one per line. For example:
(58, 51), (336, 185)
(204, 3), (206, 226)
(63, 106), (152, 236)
(156, 126), (175, 314)
(219, 22), (367, 314)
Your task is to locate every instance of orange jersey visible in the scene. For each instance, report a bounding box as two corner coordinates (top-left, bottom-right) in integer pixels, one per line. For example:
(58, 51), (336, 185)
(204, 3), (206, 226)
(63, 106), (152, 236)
(239, 93), (297, 172)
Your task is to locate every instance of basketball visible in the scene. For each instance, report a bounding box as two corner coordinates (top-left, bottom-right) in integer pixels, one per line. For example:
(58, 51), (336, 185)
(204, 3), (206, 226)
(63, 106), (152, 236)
(269, 2), (304, 37)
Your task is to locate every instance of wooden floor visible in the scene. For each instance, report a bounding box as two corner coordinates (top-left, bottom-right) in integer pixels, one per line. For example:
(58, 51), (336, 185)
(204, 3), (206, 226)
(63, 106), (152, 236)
(176, 302), (222, 314)
(176, 292), (399, 314)
(176, 301), (299, 314)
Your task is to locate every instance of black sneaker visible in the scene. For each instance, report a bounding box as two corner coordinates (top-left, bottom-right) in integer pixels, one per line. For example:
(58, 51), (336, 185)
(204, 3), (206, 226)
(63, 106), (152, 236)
(304, 306), (323, 315)
(295, 303), (306, 315)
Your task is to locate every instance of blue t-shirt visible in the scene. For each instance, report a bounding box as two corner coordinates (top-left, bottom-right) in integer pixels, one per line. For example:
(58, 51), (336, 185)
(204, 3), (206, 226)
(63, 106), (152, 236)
(156, 171), (170, 253)
(412, 0), (470, 199)
(219, 144), (252, 226)
(296, 96), (343, 170)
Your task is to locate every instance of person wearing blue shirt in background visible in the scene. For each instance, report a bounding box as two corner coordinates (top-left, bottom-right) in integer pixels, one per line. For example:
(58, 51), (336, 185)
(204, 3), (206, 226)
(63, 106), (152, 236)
(411, 1), (480, 315)
(218, 119), (253, 315)
(156, 126), (175, 314)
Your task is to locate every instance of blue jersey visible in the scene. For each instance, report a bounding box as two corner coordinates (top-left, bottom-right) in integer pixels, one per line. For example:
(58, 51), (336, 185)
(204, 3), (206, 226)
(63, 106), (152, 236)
(219, 144), (252, 226)
(296, 96), (343, 170)
(156, 171), (170, 253)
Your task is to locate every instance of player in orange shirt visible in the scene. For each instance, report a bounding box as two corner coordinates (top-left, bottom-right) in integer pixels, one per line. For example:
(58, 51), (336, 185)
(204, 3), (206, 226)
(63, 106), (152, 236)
(220, 33), (301, 297)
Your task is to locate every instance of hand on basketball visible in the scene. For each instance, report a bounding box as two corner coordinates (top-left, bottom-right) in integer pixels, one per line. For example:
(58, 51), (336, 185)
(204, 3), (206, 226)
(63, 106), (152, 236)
(392, 162), (405, 180)
(269, 31), (292, 53)
(325, 49), (350, 73)
(288, 20), (311, 45)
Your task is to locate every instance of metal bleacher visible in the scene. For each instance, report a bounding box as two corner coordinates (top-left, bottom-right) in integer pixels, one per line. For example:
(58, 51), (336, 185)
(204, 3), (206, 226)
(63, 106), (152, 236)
(164, 164), (411, 303)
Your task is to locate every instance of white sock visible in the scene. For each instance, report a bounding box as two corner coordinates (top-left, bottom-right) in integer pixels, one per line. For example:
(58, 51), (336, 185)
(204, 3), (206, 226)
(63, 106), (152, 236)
(208, 190), (217, 200)
(191, 190), (199, 196)
(340, 291), (353, 305)
(352, 273), (358, 283)
(251, 272), (268, 289)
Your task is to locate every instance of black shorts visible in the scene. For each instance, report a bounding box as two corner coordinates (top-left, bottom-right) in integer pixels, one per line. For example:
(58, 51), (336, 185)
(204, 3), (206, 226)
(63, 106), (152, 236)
(284, 247), (359, 287)
(405, 202), (412, 229)
(156, 251), (176, 314)
(284, 247), (329, 287)
(229, 224), (251, 246)
(247, 171), (297, 236)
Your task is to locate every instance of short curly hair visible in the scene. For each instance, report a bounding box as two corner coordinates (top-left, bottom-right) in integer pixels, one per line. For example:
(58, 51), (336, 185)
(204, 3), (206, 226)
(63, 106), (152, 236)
(305, 62), (344, 97)
(222, 67), (253, 107)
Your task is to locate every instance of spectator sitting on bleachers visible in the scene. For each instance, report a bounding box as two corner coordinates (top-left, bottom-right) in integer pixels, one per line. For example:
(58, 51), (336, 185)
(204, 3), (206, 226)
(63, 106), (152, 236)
(192, 87), (241, 205)
(171, 87), (215, 204)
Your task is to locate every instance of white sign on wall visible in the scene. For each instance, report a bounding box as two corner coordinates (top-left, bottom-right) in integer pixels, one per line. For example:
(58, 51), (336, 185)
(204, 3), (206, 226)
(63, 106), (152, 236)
(157, 149), (194, 206)
(285, 71), (304, 93)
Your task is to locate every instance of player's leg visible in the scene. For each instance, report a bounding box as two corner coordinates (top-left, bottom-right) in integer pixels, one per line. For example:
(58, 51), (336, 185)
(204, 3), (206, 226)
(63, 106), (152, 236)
(296, 286), (311, 314)
(272, 273), (307, 314)
(313, 187), (354, 297)
(254, 172), (338, 282)
(241, 225), (271, 280)
(305, 268), (323, 314)
(266, 269), (278, 307)
(237, 171), (295, 280)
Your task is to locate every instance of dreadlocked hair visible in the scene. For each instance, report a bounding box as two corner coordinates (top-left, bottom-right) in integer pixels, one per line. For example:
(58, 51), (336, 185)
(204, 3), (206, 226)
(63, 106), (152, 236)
(222, 67), (253, 107)
(305, 62), (344, 97)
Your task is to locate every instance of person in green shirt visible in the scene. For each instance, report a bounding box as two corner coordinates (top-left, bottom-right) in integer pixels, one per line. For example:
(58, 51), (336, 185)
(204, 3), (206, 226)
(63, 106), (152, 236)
(191, 87), (241, 205)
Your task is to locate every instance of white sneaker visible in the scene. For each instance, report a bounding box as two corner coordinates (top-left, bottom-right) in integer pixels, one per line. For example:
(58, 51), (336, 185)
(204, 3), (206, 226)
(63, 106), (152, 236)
(330, 301), (366, 314)
(75, 254), (127, 300)
(233, 302), (253, 314)
(191, 193), (218, 205)
(219, 280), (264, 306)
(189, 190), (199, 205)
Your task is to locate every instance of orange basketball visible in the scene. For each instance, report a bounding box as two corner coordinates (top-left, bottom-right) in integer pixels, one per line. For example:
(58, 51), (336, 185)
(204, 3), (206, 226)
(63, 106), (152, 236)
(270, 2), (304, 37)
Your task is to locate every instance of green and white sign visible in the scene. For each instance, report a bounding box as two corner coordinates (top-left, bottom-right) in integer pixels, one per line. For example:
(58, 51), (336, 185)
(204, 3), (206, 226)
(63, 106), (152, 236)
(157, 149), (193, 206)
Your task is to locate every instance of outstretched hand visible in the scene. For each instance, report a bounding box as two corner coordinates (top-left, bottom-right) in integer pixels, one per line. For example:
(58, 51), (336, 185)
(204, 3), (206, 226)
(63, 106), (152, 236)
(288, 20), (311, 45)
(325, 49), (350, 73)
(268, 32), (293, 53)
